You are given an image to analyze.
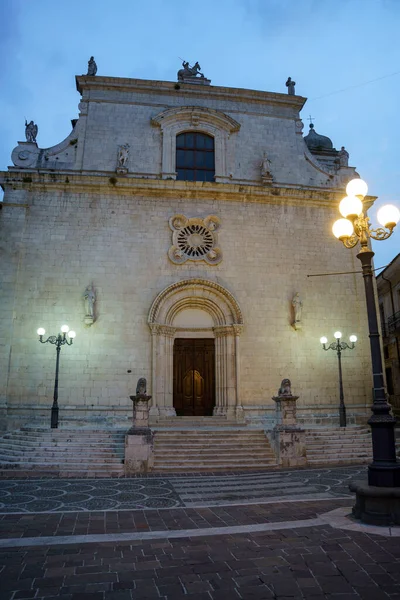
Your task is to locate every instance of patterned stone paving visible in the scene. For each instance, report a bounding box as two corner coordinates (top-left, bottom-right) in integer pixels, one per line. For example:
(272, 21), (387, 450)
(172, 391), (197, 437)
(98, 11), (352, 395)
(0, 479), (183, 513)
(0, 466), (368, 513)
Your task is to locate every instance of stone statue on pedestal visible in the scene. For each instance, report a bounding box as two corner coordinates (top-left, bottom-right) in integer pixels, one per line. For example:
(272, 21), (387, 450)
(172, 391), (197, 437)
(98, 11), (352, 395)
(286, 77), (296, 95)
(338, 146), (349, 167)
(126, 378), (154, 474)
(25, 120), (38, 143)
(177, 60), (211, 85)
(278, 378), (292, 397)
(87, 56), (97, 76)
(178, 60), (205, 80)
(271, 379), (306, 467)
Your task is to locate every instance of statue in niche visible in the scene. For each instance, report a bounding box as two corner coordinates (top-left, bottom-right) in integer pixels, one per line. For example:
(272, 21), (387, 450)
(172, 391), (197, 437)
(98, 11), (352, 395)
(177, 60), (205, 80)
(292, 292), (302, 320)
(260, 152), (273, 184)
(117, 144), (130, 173)
(286, 77), (296, 95)
(292, 292), (302, 328)
(87, 56), (97, 76)
(338, 146), (349, 167)
(25, 120), (38, 143)
(84, 284), (96, 324)
(278, 378), (292, 397)
(136, 378), (147, 396)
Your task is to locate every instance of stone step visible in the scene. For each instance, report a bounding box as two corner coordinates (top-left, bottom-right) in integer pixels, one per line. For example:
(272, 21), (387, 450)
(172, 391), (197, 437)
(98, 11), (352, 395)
(0, 439), (125, 448)
(0, 428), (126, 477)
(155, 451), (275, 460)
(153, 463), (277, 472)
(0, 451), (124, 461)
(0, 456), (122, 471)
(154, 443), (270, 451)
(0, 468), (125, 478)
(0, 451), (123, 464)
(2, 433), (125, 442)
(306, 443), (372, 451)
(153, 432), (266, 438)
(307, 457), (370, 465)
(0, 458), (124, 468)
(153, 420), (243, 428)
(306, 434), (371, 443)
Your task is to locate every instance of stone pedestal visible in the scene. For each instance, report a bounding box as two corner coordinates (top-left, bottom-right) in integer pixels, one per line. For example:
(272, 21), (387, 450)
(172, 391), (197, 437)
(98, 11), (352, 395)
(124, 393), (154, 475)
(349, 481), (400, 526)
(271, 395), (306, 467)
(179, 77), (211, 86)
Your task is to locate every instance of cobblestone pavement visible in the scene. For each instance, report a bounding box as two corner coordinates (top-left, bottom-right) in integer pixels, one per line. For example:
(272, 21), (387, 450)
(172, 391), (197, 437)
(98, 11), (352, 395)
(0, 467), (367, 513)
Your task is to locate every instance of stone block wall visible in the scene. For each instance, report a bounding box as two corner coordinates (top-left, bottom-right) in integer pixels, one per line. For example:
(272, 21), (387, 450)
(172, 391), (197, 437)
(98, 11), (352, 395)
(0, 177), (372, 430)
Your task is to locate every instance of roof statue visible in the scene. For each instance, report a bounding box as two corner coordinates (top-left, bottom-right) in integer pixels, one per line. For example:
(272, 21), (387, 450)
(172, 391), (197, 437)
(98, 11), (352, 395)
(338, 146), (350, 167)
(25, 120), (38, 143)
(286, 77), (296, 95)
(87, 56), (97, 76)
(177, 60), (211, 85)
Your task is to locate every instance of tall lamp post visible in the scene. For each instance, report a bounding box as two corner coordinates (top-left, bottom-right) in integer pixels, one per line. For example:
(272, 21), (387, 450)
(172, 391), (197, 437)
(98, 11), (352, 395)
(332, 177), (400, 524)
(37, 325), (76, 429)
(320, 332), (357, 427)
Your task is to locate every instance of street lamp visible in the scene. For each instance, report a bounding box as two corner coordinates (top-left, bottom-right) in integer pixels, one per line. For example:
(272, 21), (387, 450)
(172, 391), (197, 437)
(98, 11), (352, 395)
(332, 177), (400, 524)
(37, 325), (76, 429)
(320, 332), (357, 427)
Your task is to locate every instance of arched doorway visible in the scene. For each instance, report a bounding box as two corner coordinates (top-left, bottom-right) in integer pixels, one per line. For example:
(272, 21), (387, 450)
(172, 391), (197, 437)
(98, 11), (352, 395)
(148, 279), (244, 420)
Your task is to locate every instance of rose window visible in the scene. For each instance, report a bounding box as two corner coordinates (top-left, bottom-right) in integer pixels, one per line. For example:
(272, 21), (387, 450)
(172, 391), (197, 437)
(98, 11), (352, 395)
(168, 215), (222, 265)
(177, 225), (213, 257)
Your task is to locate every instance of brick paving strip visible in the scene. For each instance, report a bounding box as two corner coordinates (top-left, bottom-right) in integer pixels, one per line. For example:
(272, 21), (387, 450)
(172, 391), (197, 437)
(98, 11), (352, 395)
(0, 500), (351, 540)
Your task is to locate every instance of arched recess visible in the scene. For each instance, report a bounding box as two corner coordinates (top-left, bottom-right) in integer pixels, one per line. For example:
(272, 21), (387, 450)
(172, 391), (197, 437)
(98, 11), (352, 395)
(151, 106), (240, 182)
(148, 279), (244, 420)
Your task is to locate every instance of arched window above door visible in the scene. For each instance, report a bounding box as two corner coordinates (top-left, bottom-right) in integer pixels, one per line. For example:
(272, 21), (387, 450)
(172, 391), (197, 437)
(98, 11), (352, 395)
(176, 132), (215, 182)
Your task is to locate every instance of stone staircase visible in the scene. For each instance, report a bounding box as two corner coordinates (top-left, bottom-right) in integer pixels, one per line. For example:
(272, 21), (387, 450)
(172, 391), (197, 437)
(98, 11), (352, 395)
(152, 417), (277, 472)
(305, 426), (372, 466)
(0, 427), (126, 477)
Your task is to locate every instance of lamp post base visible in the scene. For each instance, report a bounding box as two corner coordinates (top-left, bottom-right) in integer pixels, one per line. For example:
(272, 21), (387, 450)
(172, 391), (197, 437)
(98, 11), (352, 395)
(51, 403), (59, 429)
(350, 480), (400, 525)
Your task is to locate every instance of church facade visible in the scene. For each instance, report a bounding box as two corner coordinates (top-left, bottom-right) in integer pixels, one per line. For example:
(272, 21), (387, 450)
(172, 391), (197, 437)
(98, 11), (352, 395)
(0, 63), (374, 432)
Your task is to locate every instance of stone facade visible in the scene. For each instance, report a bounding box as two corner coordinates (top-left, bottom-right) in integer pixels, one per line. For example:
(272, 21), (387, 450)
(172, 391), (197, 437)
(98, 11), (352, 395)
(0, 74), (375, 431)
(377, 254), (400, 416)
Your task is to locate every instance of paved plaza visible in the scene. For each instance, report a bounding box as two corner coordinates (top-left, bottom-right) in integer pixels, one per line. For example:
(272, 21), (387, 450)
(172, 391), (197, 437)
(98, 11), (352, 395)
(0, 466), (400, 599)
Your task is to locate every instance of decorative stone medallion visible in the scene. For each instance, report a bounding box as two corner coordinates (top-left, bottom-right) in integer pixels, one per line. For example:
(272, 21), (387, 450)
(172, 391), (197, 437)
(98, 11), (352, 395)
(168, 215), (222, 265)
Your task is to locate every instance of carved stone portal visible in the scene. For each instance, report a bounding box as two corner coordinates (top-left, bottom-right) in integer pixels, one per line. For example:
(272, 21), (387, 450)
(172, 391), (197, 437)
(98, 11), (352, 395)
(168, 215), (222, 265)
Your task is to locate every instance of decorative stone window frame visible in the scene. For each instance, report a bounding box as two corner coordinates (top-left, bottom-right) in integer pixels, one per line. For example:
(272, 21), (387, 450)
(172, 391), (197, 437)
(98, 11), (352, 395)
(151, 106), (240, 182)
(148, 278), (244, 420)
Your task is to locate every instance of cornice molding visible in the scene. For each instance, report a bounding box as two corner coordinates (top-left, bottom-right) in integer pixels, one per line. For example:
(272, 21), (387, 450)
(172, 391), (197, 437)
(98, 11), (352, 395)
(0, 171), (378, 209)
(75, 75), (307, 111)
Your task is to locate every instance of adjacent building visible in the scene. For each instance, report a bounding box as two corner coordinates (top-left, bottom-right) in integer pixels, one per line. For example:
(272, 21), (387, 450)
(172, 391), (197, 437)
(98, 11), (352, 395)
(377, 254), (400, 416)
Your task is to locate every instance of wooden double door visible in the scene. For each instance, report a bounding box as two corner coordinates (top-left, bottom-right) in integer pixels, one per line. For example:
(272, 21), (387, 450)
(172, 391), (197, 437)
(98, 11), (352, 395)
(173, 338), (215, 416)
